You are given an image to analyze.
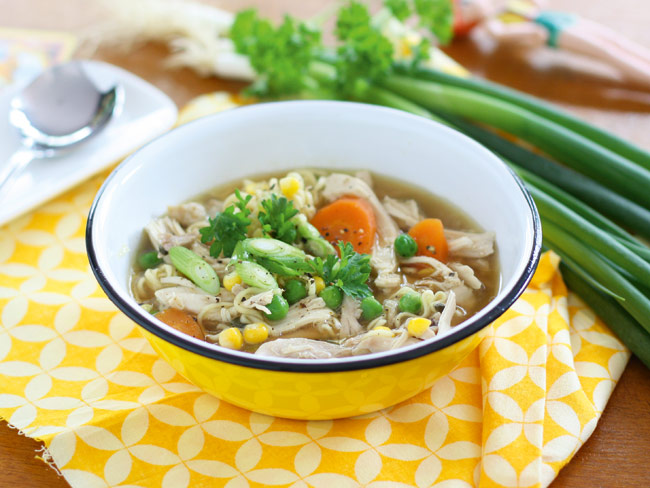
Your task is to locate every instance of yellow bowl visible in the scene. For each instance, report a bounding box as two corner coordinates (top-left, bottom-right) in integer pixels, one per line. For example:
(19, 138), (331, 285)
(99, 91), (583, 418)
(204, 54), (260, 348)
(87, 101), (540, 420)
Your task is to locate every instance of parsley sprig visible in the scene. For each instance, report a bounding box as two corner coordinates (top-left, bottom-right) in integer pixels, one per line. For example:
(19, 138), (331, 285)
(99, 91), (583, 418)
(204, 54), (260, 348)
(258, 194), (299, 243)
(200, 190), (252, 258)
(230, 9), (321, 97)
(309, 242), (373, 300)
(229, 1), (454, 99)
(335, 1), (395, 97)
(414, 0), (454, 45)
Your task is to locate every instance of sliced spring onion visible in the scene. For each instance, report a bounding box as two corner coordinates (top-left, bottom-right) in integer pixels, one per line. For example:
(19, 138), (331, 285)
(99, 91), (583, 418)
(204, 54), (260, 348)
(235, 260), (278, 290)
(242, 238), (309, 274)
(295, 217), (337, 257)
(168, 246), (220, 295)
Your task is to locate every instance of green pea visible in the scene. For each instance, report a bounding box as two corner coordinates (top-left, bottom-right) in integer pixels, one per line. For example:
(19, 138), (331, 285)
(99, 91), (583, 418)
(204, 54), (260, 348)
(264, 295), (289, 321)
(319, 285), (343, 310)
(138, 251), (162, 269)
(394, 234), (418, 258)
(399, 292), (422, 314)
(361, 297), (383, 321)
(283, 279), (307, 305)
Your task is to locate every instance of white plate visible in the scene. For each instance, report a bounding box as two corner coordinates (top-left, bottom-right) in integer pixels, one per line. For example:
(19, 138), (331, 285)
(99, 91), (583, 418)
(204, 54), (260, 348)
(0, 60), (177, 226)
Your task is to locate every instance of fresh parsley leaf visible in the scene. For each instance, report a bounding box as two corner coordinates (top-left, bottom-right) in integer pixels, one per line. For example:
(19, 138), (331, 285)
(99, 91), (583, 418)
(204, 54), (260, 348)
(414, 0), (454, 45)
(258, 194), (299, 243)
(335, 1), (395, 98)
(230, 9), (321, 97)
(335, 242), (373, 299)
(308, 241), (372, 300)
(384, 0), (411, 21)
(200, 190), (252, 258)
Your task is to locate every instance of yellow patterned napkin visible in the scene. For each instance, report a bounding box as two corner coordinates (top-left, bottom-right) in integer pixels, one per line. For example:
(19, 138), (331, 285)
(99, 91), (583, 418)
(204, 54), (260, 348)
(0, 96), (629, 488)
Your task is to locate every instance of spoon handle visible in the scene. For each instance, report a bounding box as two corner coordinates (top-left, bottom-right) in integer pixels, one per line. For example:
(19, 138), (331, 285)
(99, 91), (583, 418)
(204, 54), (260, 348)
(0, 149), (34, 198)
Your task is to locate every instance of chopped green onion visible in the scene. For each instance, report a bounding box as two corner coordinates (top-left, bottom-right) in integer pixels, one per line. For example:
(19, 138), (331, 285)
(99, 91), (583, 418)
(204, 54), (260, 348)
(235, 261), (278, 290)
(295, 217), (337, 257)
(168, 246), (220, 295)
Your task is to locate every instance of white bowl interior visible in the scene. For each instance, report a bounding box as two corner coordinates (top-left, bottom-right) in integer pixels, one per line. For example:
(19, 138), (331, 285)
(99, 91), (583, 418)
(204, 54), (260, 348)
(91, 101), (537, 362)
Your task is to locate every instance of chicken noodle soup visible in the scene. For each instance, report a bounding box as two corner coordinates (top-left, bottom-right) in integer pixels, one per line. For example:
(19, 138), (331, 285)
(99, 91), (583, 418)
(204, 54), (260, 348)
(131, 170), (499, 358)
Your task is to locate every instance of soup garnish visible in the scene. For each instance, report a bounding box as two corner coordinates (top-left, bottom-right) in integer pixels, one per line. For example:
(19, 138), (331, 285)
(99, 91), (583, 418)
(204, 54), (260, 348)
(131, 170), (498, 359)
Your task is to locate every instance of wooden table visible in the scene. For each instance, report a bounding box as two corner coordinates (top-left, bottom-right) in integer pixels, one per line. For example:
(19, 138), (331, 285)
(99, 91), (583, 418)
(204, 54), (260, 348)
(1, 1), (649, 486)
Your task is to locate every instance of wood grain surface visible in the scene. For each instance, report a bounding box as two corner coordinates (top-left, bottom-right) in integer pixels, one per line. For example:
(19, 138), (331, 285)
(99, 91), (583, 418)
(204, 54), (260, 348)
(1, 1), (649, 487)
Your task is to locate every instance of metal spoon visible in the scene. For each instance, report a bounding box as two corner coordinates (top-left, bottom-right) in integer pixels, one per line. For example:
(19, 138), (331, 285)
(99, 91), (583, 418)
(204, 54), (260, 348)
(0, 61), (122, 197)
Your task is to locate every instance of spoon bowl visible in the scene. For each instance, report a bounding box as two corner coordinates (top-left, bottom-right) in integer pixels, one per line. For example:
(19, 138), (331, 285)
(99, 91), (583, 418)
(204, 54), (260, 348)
(0, 61), (122, 193)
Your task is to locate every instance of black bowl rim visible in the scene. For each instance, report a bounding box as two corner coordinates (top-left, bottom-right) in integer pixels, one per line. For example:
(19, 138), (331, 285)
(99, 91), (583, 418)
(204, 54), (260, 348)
(86, 101), (542, 373)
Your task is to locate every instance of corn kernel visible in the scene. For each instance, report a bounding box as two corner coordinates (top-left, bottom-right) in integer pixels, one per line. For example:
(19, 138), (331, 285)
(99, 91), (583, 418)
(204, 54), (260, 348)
(223, 271), (242, 291)
(367, 327), (394, 338)
(280, 176), (301, 198)
(314, 276), (326, 294)
(407, 317), (432, 338)
(243, 322), (270, 344)
(219, 327), (243, 350)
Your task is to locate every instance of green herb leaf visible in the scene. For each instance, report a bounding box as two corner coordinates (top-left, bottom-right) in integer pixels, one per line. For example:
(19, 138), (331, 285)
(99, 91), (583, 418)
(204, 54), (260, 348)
(230, 9), (321, 97)
(414, 0), (454, 45)
(336, 242), (373, 299)
(259, 194), (300, 243)
(335, 1), (395, 98)
(308, 241), (372, 300)
(200, 189), (252, 258)
(384, 0), (412, 21)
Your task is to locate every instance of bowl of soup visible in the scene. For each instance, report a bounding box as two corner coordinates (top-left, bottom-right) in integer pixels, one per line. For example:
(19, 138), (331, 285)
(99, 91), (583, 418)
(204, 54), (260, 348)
(87, 101), (541, 419)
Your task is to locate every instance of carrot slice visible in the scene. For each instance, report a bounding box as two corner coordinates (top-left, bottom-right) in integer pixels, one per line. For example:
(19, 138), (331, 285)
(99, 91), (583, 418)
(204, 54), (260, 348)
(310, 197), (377, 254)
(408, 218), (449, 263)
(156, 308), (205, 340)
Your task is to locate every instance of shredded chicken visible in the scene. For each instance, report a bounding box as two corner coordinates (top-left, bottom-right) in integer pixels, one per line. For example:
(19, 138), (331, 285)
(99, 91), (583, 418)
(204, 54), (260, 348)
(145, 216), (198, 252)
(339, 296), (363, 338)
(436, 290), (457, 335)
(405, 256), (462, 291)
(241, 290), (274, 314)
(205, 199), (224, 218)
(269, 297), (339, 338)
(382, 196), (422, 228)
(168, 202), (207, 227)
(255, 338), (351, 359)
(448, 262), (483, 290)
(445, 230), (495, 259)
(155, 286), (219, 314)
(354, 170), (373, 187)
(344, 329), (414, 355)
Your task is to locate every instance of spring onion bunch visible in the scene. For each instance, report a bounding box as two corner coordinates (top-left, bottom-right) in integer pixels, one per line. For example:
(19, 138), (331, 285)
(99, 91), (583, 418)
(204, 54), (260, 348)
(224, 0), (650, 368)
